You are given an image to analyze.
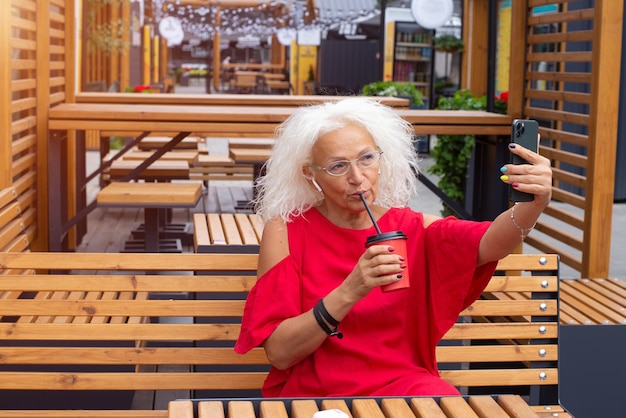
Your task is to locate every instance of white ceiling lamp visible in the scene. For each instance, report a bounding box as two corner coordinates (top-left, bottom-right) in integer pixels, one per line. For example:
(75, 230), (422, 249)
(158, 16), (184, 46)
(410, 0), (454, 29)
(276, 27), (297, 46)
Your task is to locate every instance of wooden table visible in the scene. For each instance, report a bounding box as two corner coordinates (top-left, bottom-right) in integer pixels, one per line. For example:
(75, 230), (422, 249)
(168, 395), (544, 418)
(47, 103), (510, 250)
(97, 182), (201, 252)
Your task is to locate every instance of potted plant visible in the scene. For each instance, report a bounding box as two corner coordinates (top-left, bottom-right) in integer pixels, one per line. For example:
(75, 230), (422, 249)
(428, 89), (486, 215)
(361, 81), (423, 108)
(433, 34), (465, 53)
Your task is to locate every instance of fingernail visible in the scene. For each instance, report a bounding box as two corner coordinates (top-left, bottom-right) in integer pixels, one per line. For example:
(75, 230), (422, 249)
(509, 143), (516, 149)
(500, 175), (509, 181)
(398, 256), (405, 262)
(388, 246), (395, 252)
(500, 166), (508, 173)
(400, 264), (407, 269)
(512, 182), (519, 188)
(396, 274), (403, 279)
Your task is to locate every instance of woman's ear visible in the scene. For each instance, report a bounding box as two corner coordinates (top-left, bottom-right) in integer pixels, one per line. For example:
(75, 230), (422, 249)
(302, 165), (314, 180)
(302, 167), (323, 193)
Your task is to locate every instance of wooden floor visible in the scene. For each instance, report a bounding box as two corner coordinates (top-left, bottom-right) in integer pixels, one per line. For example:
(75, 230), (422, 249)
(76, 179), (254, 254)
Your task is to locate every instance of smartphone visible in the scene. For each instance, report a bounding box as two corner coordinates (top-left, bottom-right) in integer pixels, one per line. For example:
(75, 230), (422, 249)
(509, 119), (539, 202)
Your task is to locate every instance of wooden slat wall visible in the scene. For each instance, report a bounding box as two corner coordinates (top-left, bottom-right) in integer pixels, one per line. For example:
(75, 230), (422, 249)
(509, 0), (623, 278)
(0, 0), (73, 250)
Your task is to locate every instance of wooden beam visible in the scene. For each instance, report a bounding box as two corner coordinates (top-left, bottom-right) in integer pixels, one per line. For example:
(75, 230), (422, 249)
(0, 0), (10, 188)
(583, 0), (623, 277)
(462, 0), (489, 97)
(507, 0), (528, 118)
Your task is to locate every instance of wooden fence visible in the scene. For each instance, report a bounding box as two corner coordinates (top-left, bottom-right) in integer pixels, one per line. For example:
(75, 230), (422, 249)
(507, 0), (623, 277)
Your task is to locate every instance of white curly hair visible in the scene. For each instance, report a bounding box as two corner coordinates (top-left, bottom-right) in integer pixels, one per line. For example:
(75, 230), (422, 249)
(254, 97), (419, 222)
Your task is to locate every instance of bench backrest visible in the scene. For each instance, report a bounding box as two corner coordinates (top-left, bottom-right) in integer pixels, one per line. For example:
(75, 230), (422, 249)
(0, 252), (559, 404)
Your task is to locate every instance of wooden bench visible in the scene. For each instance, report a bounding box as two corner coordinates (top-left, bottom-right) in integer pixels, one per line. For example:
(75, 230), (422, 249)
(193, 213), (263, 253)
(168, 395), (555, 418)
(0, 252), (569, 417)
(557, 277), (626, 417)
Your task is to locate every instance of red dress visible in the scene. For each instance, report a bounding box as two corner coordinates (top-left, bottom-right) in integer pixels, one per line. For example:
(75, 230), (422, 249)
(234, 207), (497, 397)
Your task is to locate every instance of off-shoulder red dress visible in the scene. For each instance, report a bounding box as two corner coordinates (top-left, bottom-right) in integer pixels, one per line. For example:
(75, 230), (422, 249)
(234, 207), (497, 397)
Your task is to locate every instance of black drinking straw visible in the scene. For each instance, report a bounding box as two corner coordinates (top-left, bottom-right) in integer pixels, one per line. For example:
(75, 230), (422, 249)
(359, 193), (382, 234)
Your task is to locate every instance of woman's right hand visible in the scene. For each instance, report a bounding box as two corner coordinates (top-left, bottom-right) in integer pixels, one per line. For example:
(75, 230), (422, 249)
(340, 245), (406, 302)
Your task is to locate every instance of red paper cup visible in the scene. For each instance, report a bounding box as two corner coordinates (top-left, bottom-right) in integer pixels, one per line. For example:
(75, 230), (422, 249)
(365, 231), (409, 292)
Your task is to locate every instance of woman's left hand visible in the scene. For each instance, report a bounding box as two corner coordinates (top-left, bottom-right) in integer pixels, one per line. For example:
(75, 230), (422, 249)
(500, 141), (552, 207)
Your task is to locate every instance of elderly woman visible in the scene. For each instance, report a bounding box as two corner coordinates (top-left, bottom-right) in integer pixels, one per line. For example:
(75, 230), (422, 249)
(234, 97), (552, 397)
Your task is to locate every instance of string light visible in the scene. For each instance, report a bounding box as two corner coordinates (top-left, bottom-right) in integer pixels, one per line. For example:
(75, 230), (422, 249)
(153, 0), (379, 40)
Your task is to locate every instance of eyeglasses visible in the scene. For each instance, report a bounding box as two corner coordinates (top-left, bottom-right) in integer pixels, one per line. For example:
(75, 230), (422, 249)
(308, 150), (383, 177)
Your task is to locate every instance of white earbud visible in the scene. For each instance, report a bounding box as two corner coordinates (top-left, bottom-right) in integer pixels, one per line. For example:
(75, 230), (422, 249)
(312, 179), (323, 193)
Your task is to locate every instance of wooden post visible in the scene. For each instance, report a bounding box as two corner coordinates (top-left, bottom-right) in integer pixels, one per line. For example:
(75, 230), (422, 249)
(461, 0), (489, 97)
(507, 0), (527, 118)
(583, 0), (623, 277)
(0, 0), (10, 188)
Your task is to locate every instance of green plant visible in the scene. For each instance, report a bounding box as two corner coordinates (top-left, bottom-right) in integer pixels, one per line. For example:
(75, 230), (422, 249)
(428, 90), (486, 215)
(361, 81), (423, 108)
(433, 34), (464, 53)
(85, 0), (131, 54)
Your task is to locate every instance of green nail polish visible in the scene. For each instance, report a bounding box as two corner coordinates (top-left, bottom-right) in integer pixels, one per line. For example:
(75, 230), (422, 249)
(500, 175), (509, 181)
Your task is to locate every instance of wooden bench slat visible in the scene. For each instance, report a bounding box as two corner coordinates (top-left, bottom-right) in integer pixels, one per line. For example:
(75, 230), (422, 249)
(0, 372), (268, 390)
(468, 395), (511, 418)
(439, 396), (477, 417)
(259, 401), (289, 418)
(0, 412), (168, 418)
(441, 368), (559, 386)
(0, 274), (257, 292)
(351, 399), (386, 418)
(379, 398), (415, 418)
(228, 401), (257, 418)
(197, 401), (226, 418)
(290, 400), (319, 418)
(0, 347), (267, 365)
(410, 397), (448, 417)
(207, 213), (227, 244)
(436, 344), (558, 362)
(221, 213), (244, 245)
(234, 213), (259, 245)
(0, 323), (242, 341)
(320, 400), (351, 416)
(168, 400), (193, 418)
(497, 395), (541, 418)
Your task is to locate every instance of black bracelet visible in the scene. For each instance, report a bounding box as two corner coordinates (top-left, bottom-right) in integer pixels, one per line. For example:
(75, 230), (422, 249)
(313, 302), (343, 339)
(316, 299), (340, 327)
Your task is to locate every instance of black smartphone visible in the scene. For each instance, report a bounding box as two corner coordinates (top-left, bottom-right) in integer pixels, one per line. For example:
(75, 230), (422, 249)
(509, 119), (539, 202)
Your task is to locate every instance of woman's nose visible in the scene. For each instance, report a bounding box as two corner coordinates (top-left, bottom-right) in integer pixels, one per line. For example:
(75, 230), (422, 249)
(346, 162), (365, 183)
